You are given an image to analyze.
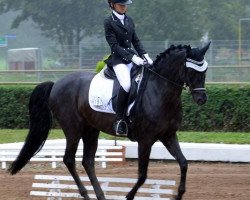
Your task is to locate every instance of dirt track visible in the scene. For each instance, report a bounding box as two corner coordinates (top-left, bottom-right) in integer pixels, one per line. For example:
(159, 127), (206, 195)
(0, 161), (249, 200)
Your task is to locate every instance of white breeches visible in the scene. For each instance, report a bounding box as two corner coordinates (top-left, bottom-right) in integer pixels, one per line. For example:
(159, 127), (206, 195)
(113, 63), (133, 92)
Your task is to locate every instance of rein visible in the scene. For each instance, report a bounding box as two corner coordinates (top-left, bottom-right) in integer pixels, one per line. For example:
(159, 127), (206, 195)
(143, 64), (206, 93)
(142, 64), (187, 90)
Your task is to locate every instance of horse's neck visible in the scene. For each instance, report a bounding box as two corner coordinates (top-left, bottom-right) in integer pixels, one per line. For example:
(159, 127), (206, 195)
(145, 70), (183, 107)
(150, 63), (183, 95)
(138, 73), (182, 125)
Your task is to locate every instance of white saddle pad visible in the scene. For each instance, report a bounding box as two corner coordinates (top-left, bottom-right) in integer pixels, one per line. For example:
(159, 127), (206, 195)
(89, 73), (115, 114)
(89, 67), (144, 115)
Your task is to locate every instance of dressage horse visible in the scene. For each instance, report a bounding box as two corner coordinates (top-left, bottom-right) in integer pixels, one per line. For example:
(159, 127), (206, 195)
(9, 42), (210, 200)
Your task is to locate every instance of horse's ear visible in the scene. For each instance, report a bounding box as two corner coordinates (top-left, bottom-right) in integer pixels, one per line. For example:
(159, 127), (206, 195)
(200, 41), (211, 55)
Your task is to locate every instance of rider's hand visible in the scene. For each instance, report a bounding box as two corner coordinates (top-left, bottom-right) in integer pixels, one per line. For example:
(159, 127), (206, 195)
(143, 54), (153, 65)
(132, 55), (144, 66)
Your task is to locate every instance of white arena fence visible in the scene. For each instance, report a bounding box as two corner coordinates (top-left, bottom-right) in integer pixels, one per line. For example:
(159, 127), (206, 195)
(1, 139), (249, 164)
(0, 143), (126, 169)
(30, 175), (176, 200)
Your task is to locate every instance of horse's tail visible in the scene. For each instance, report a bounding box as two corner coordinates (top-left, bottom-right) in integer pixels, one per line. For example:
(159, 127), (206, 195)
(9, 81), (54, 175)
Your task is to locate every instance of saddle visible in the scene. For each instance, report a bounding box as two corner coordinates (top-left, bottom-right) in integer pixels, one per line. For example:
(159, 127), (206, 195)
(103, 65), (143, 116)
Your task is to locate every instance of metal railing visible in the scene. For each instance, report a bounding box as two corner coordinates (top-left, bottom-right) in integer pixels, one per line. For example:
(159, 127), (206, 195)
(0, 66), (249, 84)
(0, 40), (249, 83)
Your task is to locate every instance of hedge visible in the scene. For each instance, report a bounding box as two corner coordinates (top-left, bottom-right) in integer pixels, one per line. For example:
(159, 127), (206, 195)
(0, 84), (249, 131)
(0, 85), (33, 129)
(181, 84), (249, 131)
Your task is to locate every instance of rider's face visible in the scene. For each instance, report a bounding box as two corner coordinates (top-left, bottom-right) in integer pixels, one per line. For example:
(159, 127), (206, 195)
(114, 4), (127, 14)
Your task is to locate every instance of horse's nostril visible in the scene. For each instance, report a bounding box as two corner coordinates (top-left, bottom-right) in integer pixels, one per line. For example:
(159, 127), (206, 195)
(197, 100), (203, 105)
(197, 98), (206, 105)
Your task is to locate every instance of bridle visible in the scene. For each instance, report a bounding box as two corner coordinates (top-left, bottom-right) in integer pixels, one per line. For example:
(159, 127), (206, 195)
(143, 64), (186, 90)
(142, 61), (207, 93)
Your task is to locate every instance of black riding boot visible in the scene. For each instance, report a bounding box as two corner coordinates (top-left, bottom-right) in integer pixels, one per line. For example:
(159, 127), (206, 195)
(114, 87), (129, 136)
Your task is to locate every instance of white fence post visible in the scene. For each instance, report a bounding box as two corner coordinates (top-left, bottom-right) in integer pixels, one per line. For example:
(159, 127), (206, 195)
(101, 149), (107, 168)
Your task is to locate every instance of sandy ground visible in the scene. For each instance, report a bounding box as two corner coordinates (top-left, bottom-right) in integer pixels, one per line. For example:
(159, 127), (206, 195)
(0, 160), (249, 200)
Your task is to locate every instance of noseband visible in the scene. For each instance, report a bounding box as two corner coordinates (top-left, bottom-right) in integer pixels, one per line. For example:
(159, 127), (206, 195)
(191, 87), (206, 93)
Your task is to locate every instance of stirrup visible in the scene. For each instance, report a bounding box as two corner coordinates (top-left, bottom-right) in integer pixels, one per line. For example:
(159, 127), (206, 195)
(114, 120), (128, 136)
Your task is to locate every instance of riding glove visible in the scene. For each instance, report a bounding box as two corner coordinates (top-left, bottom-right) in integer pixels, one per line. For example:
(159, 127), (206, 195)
(143, 54), (153, 65)
(132, 55), (144, 66)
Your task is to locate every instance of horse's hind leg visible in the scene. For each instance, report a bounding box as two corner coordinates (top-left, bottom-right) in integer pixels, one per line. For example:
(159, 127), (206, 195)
(160, 133), (188, 200)
(126, 142), (152, 200)
(82, 127), (106, 200)
(63, 128), (90, 200)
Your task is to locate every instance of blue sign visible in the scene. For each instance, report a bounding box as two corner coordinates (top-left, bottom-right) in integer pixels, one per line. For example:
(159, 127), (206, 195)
(5, 34), (16, 39)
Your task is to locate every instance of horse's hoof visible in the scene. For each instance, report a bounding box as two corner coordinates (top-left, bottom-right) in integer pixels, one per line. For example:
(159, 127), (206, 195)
(96, 194), (106, 200)
(126, 194), (134, 200)
(79, 190), (90, 200)
(174, 195), (181, 200)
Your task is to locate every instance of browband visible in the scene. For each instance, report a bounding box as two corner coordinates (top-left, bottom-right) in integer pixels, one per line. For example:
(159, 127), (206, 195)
(186, 58), (208, 72)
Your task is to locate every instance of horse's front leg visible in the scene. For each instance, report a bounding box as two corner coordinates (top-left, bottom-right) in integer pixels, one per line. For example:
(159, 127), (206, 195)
(160, 133), (188, 200)
(126, 142), (152, 200)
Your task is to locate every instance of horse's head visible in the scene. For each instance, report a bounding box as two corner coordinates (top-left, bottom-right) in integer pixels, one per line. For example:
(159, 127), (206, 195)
(185, 42), (211, 105)
(151, 43), (210, 106)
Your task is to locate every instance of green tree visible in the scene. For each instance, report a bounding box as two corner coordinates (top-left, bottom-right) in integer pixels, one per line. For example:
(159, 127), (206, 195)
(128, 0), (248, 41)
(0, 0), (106, 46)
(1, 0), (249, 45)
(128, 0), (207, 41)
(203, 0), (248, 40)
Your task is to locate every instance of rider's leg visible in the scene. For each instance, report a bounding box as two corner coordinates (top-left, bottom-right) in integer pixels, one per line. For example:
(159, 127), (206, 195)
(113, 63), (133, 135)
(114, 86), (129, 135)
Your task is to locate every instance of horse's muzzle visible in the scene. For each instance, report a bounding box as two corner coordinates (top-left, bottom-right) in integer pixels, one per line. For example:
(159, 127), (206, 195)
(191, 88), (207, 105)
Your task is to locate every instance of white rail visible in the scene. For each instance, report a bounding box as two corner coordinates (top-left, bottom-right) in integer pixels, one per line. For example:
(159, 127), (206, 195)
(0, 145), (125, 169)
(30, 175), (176, 200)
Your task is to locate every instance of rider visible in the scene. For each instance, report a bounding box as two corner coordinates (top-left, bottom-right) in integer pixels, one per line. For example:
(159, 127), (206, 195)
(104, 0), (153, 136)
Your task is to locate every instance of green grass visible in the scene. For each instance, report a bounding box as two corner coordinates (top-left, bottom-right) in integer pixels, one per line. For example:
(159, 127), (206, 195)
(0, 58), (7, 70)
(0, 129), (64, 144)
(177, 132), (250, 144)
(0, 129), (249, 144)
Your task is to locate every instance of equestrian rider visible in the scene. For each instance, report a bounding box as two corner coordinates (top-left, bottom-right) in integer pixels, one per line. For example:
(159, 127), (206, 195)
(104, 0), (153, 136)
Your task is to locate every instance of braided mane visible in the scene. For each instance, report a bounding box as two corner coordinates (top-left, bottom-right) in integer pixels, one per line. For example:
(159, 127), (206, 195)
(153, 44), (191, 65)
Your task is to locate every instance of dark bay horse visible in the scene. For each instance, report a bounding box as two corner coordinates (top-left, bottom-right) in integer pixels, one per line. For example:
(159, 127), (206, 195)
(9, 42), (210, 200)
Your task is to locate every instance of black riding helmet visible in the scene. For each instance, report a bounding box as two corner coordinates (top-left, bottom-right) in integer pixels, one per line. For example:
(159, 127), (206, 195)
(108, 0), (132, 6)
